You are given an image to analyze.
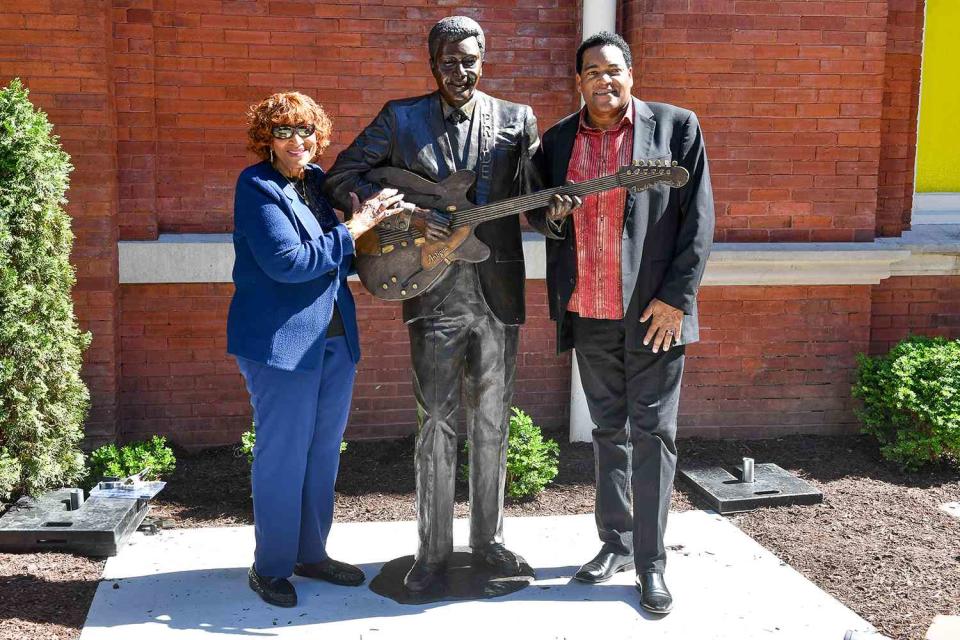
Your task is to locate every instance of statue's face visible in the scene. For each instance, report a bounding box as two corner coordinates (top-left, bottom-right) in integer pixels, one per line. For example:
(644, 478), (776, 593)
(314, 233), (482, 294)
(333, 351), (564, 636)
(577, 44), (634, 121)
(431, 36), (483, 108)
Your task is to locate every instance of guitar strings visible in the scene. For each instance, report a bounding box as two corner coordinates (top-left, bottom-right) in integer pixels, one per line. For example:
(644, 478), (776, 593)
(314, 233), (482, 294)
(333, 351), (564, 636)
(373, 172), (672, 247)
(453, 173), (667, 227)
(451, 176), (620, 228)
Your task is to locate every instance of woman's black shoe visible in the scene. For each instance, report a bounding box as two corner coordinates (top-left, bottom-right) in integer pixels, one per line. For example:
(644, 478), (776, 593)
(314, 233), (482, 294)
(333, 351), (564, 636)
(293, 558), (365, 586)
(248, 566), (297, 608)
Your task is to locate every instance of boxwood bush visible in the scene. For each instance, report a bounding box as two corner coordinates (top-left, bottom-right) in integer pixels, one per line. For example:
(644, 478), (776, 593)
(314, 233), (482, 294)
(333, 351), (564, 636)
(462, 407), (560, 499)
(238, 423), (346, 464)
(87, 436), (176, 484)
(853, 335), (960, 470)
(0, 79), (90, 502)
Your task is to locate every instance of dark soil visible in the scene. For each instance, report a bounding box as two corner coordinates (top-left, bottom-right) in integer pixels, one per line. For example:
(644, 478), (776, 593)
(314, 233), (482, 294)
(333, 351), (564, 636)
(2, 434), (957, 640)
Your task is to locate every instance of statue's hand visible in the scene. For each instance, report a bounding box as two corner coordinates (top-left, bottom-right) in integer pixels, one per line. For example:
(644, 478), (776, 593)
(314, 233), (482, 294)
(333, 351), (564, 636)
(425, 209), (453, 241)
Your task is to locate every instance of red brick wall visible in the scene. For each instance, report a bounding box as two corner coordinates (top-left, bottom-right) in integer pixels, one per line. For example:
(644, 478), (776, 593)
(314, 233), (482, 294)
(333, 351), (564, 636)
(119, 280), (887, 448)
(109, 1), (581, 237)
(0, 0), (121, 446)
(869, 276), (960, 354)
(1, 2), (942, 447)
(682, 285), (872, 438)
(623, 0), (888, 242)
(119, 282), (571, 448)
(876, 0), (924, 237)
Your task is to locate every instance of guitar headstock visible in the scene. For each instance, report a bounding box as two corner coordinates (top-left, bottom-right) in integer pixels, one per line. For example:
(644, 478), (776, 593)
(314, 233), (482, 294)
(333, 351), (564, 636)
(617, 159), (690, 192)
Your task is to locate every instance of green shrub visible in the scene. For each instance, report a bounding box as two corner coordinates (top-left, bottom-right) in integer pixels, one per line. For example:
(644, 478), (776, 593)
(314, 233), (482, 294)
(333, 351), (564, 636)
(238, 423), (346, 464)
(853, 335), (960, 470)
(462, 407), (560, 499)
(87, 436), (176, 483)
(0, 79), (90, 502)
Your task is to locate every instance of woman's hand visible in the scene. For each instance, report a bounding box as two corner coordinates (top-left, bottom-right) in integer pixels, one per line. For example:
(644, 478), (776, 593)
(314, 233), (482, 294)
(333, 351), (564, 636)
(344, 188), (407, 240)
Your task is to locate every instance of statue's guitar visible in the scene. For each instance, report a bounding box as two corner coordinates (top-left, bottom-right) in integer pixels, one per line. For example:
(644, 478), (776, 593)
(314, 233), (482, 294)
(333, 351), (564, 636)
(355, 160), (689, 301)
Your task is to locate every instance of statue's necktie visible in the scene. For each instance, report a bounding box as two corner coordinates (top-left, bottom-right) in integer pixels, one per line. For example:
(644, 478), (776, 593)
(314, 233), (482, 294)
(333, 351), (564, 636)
(446, 110), (470, 170)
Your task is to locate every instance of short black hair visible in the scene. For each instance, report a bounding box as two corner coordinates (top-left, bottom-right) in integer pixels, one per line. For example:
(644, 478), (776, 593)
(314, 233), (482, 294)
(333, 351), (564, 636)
(428, 16), (486, 61)
(576, 31), (632, 74)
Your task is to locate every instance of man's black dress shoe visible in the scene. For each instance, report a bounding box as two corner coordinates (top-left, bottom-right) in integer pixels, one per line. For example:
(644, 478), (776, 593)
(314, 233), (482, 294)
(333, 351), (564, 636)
(293, 558), (365, 586)
(636, 571), (673, 614)
(472, 542), (522, 575)
(403, 558), (445, 592)
(248, 565), (297, 608)
(573, 548), (634, 583)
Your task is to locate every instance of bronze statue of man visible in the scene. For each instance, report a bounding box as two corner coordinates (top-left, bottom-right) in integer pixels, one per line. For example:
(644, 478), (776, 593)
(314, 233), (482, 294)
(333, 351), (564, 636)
(324, 16), (559, 592)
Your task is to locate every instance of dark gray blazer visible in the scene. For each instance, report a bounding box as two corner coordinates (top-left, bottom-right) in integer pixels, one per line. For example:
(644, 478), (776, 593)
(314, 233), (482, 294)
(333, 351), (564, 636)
(531, 97), (715, 353)
(323, 90), (542, 326)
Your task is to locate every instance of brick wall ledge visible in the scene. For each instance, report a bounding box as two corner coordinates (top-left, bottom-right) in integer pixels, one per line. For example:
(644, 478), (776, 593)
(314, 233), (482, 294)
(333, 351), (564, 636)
(117, 226), (960, 286)
(913, 193), (960, 225)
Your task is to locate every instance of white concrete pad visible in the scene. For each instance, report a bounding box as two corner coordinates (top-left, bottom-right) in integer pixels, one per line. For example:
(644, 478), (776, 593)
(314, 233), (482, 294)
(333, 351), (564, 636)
(80, 511), (875, 640)
(926, 615), (960, 640)
(940, 502), (960, 521)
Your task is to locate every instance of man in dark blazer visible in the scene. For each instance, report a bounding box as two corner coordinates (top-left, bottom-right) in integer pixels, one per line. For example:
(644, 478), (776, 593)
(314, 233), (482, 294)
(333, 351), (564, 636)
(533, 31), (714, 614)
(323, 16), (544, 592)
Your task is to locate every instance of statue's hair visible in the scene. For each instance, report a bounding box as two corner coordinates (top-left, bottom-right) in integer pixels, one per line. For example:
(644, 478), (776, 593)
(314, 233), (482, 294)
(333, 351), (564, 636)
(428, 16), (486, 60)
(576, 31), (632, 74)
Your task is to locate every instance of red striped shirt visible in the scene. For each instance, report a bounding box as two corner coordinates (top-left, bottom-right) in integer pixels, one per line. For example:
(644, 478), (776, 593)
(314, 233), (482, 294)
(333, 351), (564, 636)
(565, 103), (634, 319)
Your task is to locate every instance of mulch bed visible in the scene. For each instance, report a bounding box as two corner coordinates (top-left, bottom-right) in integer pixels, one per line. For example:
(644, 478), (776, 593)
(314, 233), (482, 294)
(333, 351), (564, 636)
(1, 433), (957, 640)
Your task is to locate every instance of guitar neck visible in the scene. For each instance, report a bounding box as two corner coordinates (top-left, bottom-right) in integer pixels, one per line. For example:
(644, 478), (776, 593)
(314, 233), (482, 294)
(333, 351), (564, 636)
(450, 174), (639, 228)
(450, 175), (617, 228)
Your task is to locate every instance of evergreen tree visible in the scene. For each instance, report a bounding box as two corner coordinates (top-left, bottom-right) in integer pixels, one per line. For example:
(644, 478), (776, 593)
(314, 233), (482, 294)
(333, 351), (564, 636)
(0, 79), (91, 501)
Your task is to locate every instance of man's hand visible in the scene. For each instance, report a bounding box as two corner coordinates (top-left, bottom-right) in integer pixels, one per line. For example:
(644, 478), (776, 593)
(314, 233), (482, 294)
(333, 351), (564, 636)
(425, 209), (453, 241)
(640, 298), (683, 354)
(546, 182), (582, 222)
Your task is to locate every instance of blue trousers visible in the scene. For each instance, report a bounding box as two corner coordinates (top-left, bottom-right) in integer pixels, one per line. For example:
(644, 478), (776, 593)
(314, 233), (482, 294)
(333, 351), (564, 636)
(235, 336), (355, 578)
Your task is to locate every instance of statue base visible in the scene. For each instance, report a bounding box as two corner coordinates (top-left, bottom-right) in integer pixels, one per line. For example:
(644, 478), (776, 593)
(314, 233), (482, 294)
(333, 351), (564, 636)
(369, 546), (536, 605)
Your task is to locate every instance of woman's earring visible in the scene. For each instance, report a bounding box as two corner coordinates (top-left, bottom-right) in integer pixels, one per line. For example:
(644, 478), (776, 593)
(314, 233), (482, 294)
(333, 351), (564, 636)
(270, 148), (274, 163)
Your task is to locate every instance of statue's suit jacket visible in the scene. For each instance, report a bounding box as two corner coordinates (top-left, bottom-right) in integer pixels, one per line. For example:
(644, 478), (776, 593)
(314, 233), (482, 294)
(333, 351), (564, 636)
(323, 90), (543, 326)
(532, 97), (715, 352)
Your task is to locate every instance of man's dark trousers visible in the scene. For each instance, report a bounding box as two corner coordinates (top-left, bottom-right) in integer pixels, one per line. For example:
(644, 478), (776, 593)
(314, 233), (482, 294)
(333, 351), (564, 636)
(572, 315), (684, 573)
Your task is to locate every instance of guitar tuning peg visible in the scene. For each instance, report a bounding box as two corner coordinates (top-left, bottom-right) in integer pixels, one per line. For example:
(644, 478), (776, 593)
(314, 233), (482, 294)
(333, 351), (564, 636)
(632, 160), (639, 166)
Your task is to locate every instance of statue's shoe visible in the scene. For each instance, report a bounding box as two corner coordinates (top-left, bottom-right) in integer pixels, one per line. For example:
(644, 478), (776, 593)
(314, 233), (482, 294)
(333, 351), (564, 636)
(472, 541), (523, 575)
(403, 558), (445, 592)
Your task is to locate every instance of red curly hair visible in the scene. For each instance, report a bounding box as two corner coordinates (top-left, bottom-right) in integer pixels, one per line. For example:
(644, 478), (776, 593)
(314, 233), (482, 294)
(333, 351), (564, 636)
(246, 91), (333, 161)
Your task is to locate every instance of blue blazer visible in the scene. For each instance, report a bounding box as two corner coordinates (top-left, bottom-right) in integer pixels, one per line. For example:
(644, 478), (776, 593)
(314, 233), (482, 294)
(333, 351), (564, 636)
(227, 161), (360, 371)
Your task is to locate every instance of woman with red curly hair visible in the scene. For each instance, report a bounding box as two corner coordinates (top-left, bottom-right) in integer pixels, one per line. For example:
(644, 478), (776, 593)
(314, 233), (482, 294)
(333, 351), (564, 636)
(227, 91), (404, 607)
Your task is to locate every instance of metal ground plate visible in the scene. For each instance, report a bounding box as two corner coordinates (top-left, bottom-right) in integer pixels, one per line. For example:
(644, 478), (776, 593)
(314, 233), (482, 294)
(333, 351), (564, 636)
(0, 488), (149, 556)
(679, 463), (822, 514)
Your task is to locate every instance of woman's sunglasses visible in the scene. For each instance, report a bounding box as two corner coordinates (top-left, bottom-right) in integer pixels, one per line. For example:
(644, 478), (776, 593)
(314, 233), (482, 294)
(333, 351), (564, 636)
(271, 124), (316, 139)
